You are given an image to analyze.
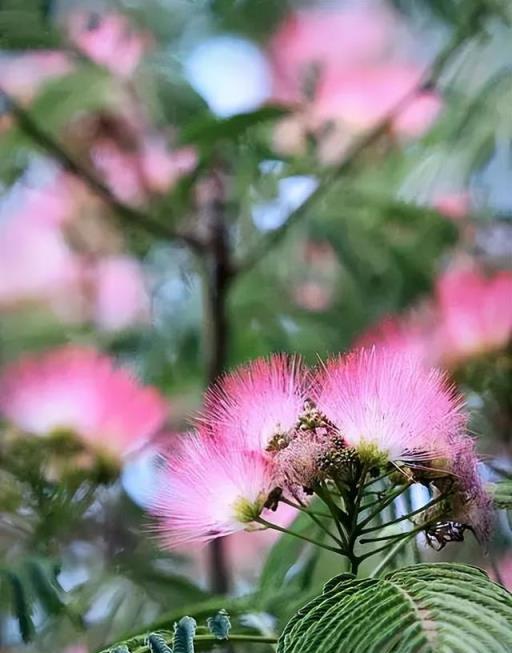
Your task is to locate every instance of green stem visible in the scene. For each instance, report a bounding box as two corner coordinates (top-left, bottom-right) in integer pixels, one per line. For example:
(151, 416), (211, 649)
(368, 532), (417, 578)
(357, 483), (412, 532)
(256, 517), (342, 555)
(315, 484), (349, 549)
(279, 498), (344, 546)
(360, 493), (447, 535)
(360, 521), (431, 545)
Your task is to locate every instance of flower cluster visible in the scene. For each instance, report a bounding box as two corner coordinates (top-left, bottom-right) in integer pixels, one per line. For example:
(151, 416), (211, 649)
(0, 346), (168, 466)
(361, 263), (512, 368)
(151, 348), (491, 549)
(267, 5), (441, 162)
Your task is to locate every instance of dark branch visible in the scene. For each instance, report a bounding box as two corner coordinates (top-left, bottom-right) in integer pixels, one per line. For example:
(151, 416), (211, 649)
(0, 87), (204, 253)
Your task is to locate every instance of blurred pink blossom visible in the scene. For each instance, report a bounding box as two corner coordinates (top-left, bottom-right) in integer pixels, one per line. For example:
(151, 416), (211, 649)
(356, 311), (437, 367)
(311, 64), (440, 137)
(0, 346), (168, 461)
(434, 192), (471, 220)
(140, 141), (198, 194)
(435, 264), (512, 365)
(91, 255), (150, 331)
(0, 214), (85, 320)
(69, 12), (149, 78)
(91, 137), (197, 203)
(269, 5), (392, 105)
(293, 282), (332, 312)
(0, 51), (71, 102)
(268, 5), (441, 158)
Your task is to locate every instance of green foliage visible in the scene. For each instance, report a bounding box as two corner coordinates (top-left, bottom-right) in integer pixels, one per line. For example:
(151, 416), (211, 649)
(277, 563), (512, 653)
(0, 0), (60, 48)
(173, 616), (197, 653)
(148, 633), (174, 653)
(491, 480), (512, 509)
(206, 609), (231, 640)
(0, 557), (72, 643)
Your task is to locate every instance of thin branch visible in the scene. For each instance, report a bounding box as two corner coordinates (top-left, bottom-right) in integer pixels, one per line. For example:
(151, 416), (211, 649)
(360, 493), (448, 535)
(235, 13), (485, 276)
(0, 86), (204, 252)
(256, 516), (342, 555)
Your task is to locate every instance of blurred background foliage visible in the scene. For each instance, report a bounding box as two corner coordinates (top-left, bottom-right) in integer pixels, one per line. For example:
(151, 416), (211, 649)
(0, 0), (511, 651)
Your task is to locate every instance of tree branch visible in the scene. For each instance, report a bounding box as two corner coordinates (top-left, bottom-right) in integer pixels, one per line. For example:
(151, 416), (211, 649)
(0, 87), (204, 253)
(235, 11), (487, 276)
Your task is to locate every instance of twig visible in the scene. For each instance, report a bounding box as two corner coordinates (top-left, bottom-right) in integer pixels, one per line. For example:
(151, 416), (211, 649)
(235, 12), (485, 276)
(0, 86), (203, 252)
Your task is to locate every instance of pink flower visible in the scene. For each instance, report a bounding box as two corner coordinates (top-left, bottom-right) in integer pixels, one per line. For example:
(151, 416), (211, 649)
(313, 347), (467, 466)
(356, 310), (437, 367)
(0, 52), (71, 102)
(436, 265), (512, 364)
(268, 6), (441, 159)
(269, 6), (392, 105)
(311, 64), (440, 136)
(69, 12), (148, 78)
(0, 347), (168, 460)
(434, 192), (471, 220)
(91, 256), (150, 331)
(151, 431), (275, 546)
(0, 214), (85, 319)
(201, 355), (309, 452)
(90, 139), (143, 204)
(140, 141), (197, 194)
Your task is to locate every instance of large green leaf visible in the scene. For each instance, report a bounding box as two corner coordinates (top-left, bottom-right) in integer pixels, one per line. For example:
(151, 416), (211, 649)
(491, 480), (512, 509)
(277, 563), (512, 653)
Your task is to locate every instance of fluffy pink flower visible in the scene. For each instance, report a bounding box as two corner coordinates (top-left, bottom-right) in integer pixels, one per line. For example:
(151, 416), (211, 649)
(313, 347), (467, 466)
(201, 355), (309, 452)
(269, 5), (392, 104)
(311, 64), (440, 136)
(69, 12), (148, 78)
(0, 51), (71, 102)
(91, 256), (150, 331)
(356, 311), (437, 367)
(140, 141), (197, 194)
(0, 347), (168, 460)
(151, 431), (275, 546)
(436, 265), (512, 364)
(0, 214), (84, 318)
(434, 192), (471, 220)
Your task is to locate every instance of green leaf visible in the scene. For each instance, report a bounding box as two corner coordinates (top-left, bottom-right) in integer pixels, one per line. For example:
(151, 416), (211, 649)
(490, 480), (512, 509)
(0, 0), (60, 48)
(3, 570), (35, 642)
(27, 65), (114, 138)
(259, 509), (322, 595)
(181, 106), (289, 148)
(277, 563), (512, 653)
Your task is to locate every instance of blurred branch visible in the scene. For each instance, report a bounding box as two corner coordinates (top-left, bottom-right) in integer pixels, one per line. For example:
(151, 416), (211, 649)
(0, 87), (205, 253)
(235, 7), (489, 276)
(199, 173), (235, 596)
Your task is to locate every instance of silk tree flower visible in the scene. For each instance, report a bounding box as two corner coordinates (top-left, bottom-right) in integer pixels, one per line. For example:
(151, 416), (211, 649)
(201, 355), (310, 453)
(90, 255), (150, 332)
(356, 310), (437, 367)
(150, 431), (276, 547)
(268, 5), (392, 105)
(268, 6), (440, 161)
(0, 51), (71, 103)
(312, 347), (467, 469)
(0, 346), (168, 462)
(0, 213), (85, 321)
(435, 264), (512, 366)
(69, 12), (149, 78)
